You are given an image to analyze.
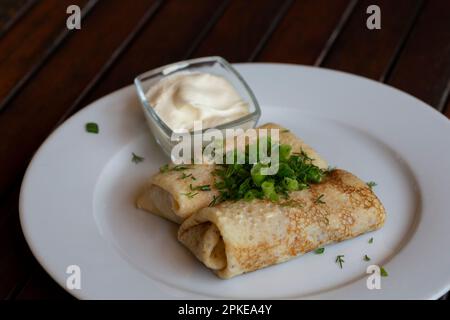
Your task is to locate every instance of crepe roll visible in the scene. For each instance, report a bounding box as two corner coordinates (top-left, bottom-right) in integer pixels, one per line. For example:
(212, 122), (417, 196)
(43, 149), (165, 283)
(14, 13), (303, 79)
(137, 123), (328, 223)
(178, 169), (386, 279)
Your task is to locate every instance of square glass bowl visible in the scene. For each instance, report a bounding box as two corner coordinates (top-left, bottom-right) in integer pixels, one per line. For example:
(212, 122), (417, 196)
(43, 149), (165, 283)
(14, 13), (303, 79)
(134, 56), (261, 160)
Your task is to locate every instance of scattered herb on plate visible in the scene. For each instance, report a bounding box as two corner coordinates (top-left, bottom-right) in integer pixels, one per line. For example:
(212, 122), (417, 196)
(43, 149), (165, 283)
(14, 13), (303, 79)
(380, 267), (388, 277)
(367, 181), (377, 189)
(131, 152), (144, 164)
(364, 255), (371, 261)
(314, 248), (325, 254)
(85, 122), (99, 134)
(368, 237), (374, 244)
(336, 255), (345, 268)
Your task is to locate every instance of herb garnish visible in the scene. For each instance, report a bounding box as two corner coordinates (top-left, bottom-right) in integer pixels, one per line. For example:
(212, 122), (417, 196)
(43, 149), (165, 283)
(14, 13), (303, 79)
(181, 191), (198, 199)
(380, 267), (388, 277)
(368, 237), (374, 244)
(336, 255), (345, 268)
(131, 152), (144, 164)
(210, 138), (326, 206)
(190, 184), (211, 192)
(315, 194), (326, 204)
(281, 129), (290, 133)
(315, 248), (325, 254)
(367, 181), (377, 189)
(159, 164), (190, 173)
(364, 255), (371, 261)
(85, 122), (99, 134)
(180, 173), (196, 180)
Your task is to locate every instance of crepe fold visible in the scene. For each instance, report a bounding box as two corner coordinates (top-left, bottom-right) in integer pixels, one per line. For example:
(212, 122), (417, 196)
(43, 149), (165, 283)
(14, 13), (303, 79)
(178, 169), (385, 279)
(136, 123), (328, 223)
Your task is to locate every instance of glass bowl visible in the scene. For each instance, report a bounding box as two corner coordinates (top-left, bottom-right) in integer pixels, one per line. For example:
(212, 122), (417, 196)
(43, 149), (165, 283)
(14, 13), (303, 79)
(134, 56), (261, 160)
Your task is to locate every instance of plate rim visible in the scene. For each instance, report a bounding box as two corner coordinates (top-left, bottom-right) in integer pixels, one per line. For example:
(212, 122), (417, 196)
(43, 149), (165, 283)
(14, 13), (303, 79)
(19, 63), (450, 300)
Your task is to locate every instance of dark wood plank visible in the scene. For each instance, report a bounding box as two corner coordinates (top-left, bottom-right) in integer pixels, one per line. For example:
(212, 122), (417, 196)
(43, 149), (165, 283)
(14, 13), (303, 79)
(191, 0), (293, 62)
(386, 0), (450, 110)
(256, 0), (353, 65)
(10, 0), (233, 299)
(14, 262), (73, 300)
(0, 0), (161, 300)
(0, 0), (93, 109)
(322, 0), (424, 81)
(0, 0), (32, 34)
(0, 188), (31, 299)
(81, 0), (230, 107)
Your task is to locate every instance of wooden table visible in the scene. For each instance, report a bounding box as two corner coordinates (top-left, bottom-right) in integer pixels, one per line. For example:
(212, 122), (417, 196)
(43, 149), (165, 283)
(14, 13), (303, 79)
(1, 0), (449, 300)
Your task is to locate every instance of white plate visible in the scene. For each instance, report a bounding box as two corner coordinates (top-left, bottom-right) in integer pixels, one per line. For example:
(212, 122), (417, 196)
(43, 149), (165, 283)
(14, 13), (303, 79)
(20, 64), (450, 299)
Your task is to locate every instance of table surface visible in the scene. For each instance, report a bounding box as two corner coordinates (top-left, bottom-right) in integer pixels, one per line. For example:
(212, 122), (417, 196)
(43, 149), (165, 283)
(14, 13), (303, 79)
(0, 0), (449, 300)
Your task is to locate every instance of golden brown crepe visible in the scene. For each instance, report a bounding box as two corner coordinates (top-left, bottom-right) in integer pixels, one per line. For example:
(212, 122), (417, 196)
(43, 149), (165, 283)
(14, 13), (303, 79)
(136, 123), (328, 223)
(178, 169), (386, 279)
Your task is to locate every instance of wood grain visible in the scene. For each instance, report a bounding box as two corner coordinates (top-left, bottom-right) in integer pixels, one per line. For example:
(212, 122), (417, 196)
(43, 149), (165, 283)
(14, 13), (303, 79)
(0, 187), (33, 299)
(0, 0), (93, 110)
(257, 0), (353, 65)
(386, 0), (450, 109)
(191, 0), (293, 62)
(80, 0), (230, 107)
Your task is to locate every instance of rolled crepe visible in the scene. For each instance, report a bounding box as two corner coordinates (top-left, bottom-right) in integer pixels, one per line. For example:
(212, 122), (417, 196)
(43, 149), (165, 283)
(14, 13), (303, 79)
(137, 123), (328, 223)
(178, 169), (386, 279)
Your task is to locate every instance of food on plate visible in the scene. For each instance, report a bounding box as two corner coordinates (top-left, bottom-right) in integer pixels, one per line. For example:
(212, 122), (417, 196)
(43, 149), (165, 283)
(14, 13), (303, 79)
(137, 120), (385, 279)
(178, 169), (386, 279)
(136, 123), (328, 223)
(146, 72), (251, 131)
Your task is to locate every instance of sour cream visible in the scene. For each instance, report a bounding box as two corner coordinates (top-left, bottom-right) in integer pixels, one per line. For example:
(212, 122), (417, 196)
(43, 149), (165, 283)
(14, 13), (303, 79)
(146, 72), (250, 131)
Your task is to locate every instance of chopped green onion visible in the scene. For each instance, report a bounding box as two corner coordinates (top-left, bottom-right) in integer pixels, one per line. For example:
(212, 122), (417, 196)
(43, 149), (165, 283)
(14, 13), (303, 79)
(85, 122), (99, 134)
(367, 181), (377, 189)
(131, 152), (144, 164)
(261, 180), (278, 201)
(336, 255), (345, 269)
(279, 144), (292, 161)
(283, 177), (299, 191)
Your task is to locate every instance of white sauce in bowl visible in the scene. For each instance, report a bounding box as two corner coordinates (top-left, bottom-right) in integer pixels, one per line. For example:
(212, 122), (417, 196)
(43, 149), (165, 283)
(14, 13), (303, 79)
(146, 72), (250, 131)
